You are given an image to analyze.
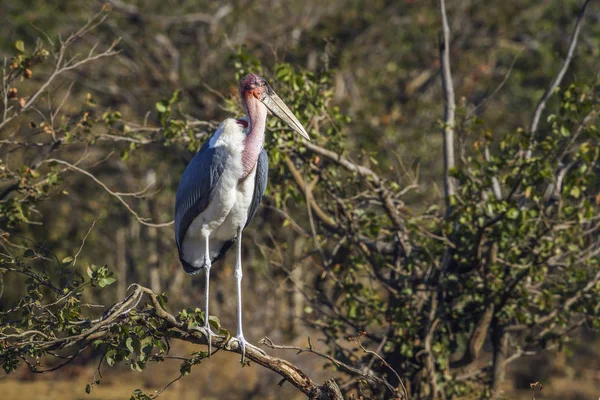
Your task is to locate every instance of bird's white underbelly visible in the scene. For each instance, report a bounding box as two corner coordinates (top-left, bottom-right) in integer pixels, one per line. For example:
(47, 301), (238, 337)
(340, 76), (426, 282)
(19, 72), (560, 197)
(181, 119), (257, 268)
(210, 166), (257, 242)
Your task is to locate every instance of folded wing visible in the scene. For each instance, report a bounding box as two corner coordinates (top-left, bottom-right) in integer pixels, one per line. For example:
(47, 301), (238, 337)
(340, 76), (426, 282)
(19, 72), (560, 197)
(174, 141), (228, 269)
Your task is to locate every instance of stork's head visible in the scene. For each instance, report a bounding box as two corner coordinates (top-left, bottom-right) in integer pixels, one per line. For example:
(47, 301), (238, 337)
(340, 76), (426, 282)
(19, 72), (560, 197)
(239, 73), (310, 140)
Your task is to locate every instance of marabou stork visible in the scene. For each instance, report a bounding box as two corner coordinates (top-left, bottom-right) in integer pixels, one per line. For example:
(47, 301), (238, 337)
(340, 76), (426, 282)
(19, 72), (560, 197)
(174, 74), (309, 361)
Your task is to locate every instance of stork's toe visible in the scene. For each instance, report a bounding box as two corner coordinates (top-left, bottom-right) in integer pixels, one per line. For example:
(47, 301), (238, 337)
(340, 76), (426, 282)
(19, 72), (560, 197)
(233, 334), (266, 364)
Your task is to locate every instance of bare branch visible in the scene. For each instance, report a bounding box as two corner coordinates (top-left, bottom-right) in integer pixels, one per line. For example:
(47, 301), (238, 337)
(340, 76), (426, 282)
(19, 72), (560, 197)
(466, 50), (523, 119)
(0, 10), (119, 131)
(73, 214), (102, 267)
(260, 336), (402, 398)
(44, 159), (173, 227)
(439, 0), (457, 209)
(526, 0), (592, 158)
(352, 334), (409, 399)
(284, 155), (338, 230)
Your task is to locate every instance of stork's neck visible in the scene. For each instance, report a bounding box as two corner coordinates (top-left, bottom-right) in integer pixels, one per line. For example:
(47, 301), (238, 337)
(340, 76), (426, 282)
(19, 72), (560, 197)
(241, 95), (266, 179)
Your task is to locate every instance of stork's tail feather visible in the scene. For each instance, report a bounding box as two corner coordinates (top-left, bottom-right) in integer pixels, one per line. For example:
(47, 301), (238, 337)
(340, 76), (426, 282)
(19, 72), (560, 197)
(181, 258), (204, 275)
(179, 239), (235, 275)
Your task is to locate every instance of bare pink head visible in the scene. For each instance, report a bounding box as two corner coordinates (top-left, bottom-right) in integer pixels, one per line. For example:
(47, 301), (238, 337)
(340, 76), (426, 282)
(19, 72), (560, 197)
(239, 73), (271, 103)
(237, 73), (309, 140)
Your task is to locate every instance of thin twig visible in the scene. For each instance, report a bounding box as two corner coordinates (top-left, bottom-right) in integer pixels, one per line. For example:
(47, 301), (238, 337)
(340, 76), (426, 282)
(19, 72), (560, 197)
(466, 50), (523, 119)
(73, 214), (102, 267)
(260, 336), (399, 396)
(354, 335), (409, 399)
(44, 159), (173, 227)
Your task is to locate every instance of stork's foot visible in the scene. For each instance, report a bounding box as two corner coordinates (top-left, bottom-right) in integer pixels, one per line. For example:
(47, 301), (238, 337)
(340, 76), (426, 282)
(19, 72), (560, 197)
(233, 334), (266, 364)
(190, 325), (219, 357)
(205, 325), (219, 357)
(206, 325), (220, 337)
(190, 325), (219, 337)
(189, 325), (209, 337)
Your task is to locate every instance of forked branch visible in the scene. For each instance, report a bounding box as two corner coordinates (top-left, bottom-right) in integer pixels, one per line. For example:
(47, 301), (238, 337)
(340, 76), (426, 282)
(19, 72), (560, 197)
(0, 8), (119, 131)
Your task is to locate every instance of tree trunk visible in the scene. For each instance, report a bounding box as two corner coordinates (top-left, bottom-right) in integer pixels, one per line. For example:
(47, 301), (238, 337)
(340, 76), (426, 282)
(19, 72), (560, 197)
(491, 324), (508, 399)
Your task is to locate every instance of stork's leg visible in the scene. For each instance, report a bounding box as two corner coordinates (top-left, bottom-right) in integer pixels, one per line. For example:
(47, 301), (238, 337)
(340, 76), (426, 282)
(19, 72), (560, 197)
(189, 233), (216, 355)
(203, 233), (215, 356)
(234, 227), (265, 364)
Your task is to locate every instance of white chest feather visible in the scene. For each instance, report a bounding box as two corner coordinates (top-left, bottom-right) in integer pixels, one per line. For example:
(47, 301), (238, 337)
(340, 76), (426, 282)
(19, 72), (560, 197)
(181, 118), (258, 267)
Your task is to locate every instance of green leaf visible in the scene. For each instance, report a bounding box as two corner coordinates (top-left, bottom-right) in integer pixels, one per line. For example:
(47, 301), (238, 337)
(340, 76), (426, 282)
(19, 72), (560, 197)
(169, 90), (182, 105)
(130, 361), (144, 372)
(449, 195), (457, 207)
(208, 315), (221, 330)
(180, 361), (192, 375)
(157, 294), (168, 309)
(15, 40), (25, 53)
(62, 256), (73, 264)
(130, 389), (152, 400)
(98, 277), (116, 288)
(155, 101), (167, 113)
(506, 208), (519, 219)
(126, 337), (135, 353)
(106, 350), (116, 366)
(569, 186), (581, 199)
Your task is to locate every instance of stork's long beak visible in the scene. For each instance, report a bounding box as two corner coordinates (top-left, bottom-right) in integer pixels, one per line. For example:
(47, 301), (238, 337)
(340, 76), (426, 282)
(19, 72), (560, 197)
(261, 90), (310, 140)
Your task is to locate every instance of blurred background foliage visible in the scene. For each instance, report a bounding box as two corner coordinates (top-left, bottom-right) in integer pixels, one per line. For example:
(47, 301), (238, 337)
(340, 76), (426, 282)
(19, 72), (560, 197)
(1, 0), (600, 399)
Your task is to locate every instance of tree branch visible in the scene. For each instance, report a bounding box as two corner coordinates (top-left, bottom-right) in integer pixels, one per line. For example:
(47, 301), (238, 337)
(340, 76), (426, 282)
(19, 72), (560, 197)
(260, 336), (404, 398)
(1, 284), (348, 399)
(490, 324), (508, 399)
(526, 0), (592, 158)
(299, 140), (412, 255)
(44, 158), (173, 227)
(0, 9), (119, 131)
(439, 0), (457, 209)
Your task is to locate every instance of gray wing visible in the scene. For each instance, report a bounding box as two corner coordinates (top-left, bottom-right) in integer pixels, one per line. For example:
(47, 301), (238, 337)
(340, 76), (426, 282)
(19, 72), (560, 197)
(174, 141), (227, 264)
(213, 149), (268, 261)
(245, 149), (269, 226)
